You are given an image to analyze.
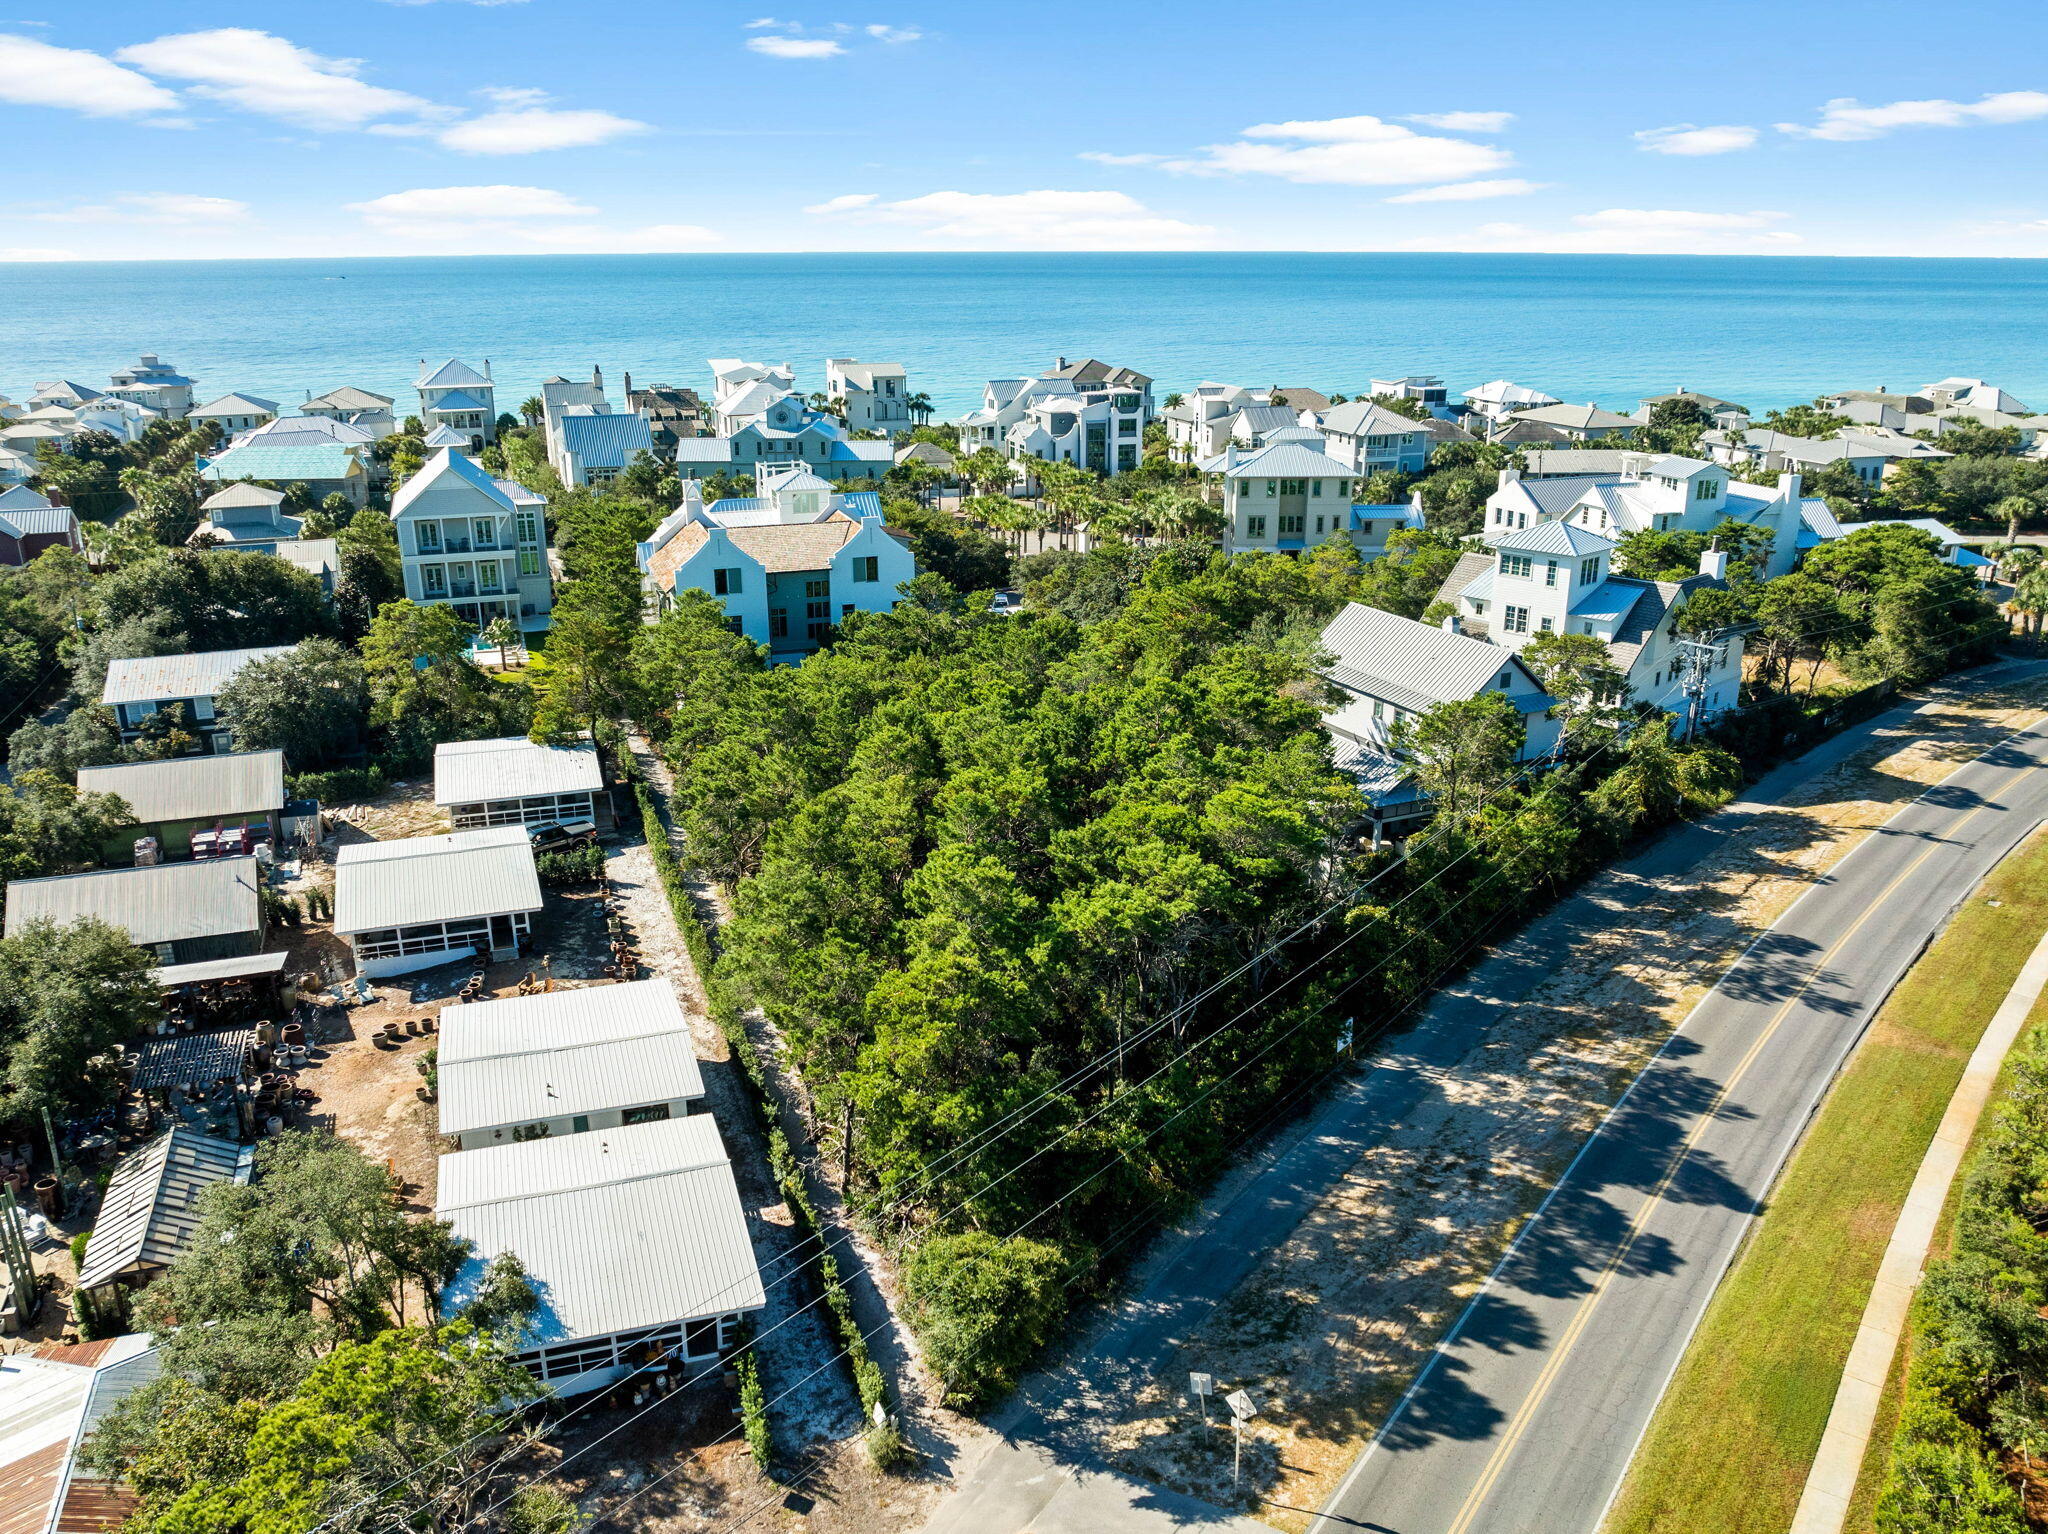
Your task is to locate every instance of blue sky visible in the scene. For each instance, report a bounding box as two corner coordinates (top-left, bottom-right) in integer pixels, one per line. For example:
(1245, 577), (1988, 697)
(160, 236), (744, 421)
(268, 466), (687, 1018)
(5, 0), (2048, 261)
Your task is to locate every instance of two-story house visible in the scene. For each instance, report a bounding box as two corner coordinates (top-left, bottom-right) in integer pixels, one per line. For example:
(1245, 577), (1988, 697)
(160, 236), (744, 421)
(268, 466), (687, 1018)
(708, 359), (797, 435)
(954, 358), (1154, 475)
(1315, 400), (1433, 477)
(537, 369), (656, 486)
(1435, 520), (1745, 728)
(101, 646), (295, 754)
(0, 487), (80, 567)
(392, 449), (553, 630)
(1205, 437), (1378, 554)
(1319, 599), (1561, 842)
(672, 392), (892, 484)
(1496, 403), (1640, 444)
(188, 394), (278, 436)
(825, 359), (912, 435)
(1369, 376), (1452, 416)
(105, 355), (196, 417)
(190, 484), (300, 551)
(416, 360), (498, 448)
(639, 467), (915, 657)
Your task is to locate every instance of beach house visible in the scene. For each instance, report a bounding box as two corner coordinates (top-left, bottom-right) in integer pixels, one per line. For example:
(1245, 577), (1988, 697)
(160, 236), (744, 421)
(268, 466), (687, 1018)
(188, 393), (278, 436)
(302, 386), (398, 438)
(955, 357), (1154, 475)
(105, 355), (196, 418)
(825, 358), (913, 435)
(416, 359), (498, 448)
(0, 488), (80, 567)
(101, 646), (295, 755)
(1314, 400), (1434, 476)
(392, 448), (553, 631)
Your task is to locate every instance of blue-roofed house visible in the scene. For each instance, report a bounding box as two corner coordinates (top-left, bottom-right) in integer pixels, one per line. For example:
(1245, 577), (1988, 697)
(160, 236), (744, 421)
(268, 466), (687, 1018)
(554, 410), (656, 488)
(106, 354), (197, 417)
(640, 466), (914, 658)
(196, 441), (369, 508)
(417, 359), (498, 448)
(0, 487), (80, 566)
(392, 449), (553, 631)
(189, 393), (278, 436)
(1436, 518), (1746, 727)
(1202, 439), (1380, 554)
(673, 388), (893, 485)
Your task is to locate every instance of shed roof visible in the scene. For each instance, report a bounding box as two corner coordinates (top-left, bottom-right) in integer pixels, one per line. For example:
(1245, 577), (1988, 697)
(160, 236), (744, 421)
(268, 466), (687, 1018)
(151, 950), (290, 987)
(4, 859), (262, 948)
(437, 1116), (764, 1346)
(332, 827), (541, 935)
(76, 1130), (253, 1290)
(101, 646), (294, 708)
(437, 979), (705, 1137)
(77, 751), (284, 826)
(434, 736), (603, 806)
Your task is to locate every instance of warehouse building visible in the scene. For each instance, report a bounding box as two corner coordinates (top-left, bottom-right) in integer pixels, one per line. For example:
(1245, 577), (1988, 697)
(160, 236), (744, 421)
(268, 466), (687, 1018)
(3, 858), (265, 965)
(437, 979), (705, 1150)
(437, 1116), (764, 1397)
(433, 735), (607, 831)
(77, 750), (285, 864)
(332, 826), (542, 978)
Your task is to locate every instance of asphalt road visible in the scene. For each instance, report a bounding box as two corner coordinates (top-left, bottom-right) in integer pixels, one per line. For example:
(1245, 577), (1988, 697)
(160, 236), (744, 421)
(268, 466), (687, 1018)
(1312, 701), (2048, 1533)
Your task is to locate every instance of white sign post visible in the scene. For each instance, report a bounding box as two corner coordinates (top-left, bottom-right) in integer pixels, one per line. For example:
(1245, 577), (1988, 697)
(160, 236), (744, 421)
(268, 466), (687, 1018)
(1189, 1371), (1214, 1423)
(1224, 1389), (1258, 1491)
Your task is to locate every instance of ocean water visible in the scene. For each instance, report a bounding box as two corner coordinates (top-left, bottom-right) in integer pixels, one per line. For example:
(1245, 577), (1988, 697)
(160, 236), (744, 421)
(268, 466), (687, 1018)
(10, 252), (2048, 420)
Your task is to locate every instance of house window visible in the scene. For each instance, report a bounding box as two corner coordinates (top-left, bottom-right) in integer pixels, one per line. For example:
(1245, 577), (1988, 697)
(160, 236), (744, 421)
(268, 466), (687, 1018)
(712, 567), (742, 596)
(1544, 561), (1557, 586)
(1540, 616), (1554, 632)
(1311, 480), (1323, 497)
(1247, 515), (1267, 538)
(1504, 605), (1530, 633)
(853, 556), (878, 582)
(1314, 516), (1325, 534)
(769, 609), (788, 638)
(1265, 480), (1277, 497)
(423, 565), (447, 596)
(806, 599), (828, 620)
(805, 578), (827, 599)
(1501, 554), (1533, 578)
(807, 620), (830, 641)
(415, 524), (441, 554)
(1696, 479), (1718, 500)
(841, 603), (856, 618)
(473, 518), (496, 548)
(621, 1103), (671, 1126)
(519, 548), (541, 577)
(1279, 479), (1307, 495)
(1580, 557), (1600, 584)
(1279, 514), (1304, 535)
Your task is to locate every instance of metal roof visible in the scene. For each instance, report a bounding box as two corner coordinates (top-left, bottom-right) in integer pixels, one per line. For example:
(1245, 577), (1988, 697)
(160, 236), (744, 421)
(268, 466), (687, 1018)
(101, 645), (294, 708)
(1320, 601), (1547, 715)
(152, 950), (290, 987)
(1320, 400), (1426, 437)
(437, 1116), (764, 1346)
(437, 979), (705, 1136)
(426, 389), (489, 414)
(189, 393), (277, 419)
(434, 736), (603, 806)
(1493, 518), (1615, 557)
(419, 359), (490, 389)
(77, 750), (284, 825)
(0, 1336), (157, 1534)
(200, 483), (286, 512)
(76, 1129), (253, 1290)
(391, 448), (518, 518)
(332, 826), (542, 935)
(560, 413), (654, 469)
(4, 859), (262, 948)
(130, 1025), (257, 1092)
(1202, 442), (1357, 479)
(0, 508), (75, 540)
(306, 386), (393, 411)
(197, 444), (361, 483)
(271, 538), (339, 581)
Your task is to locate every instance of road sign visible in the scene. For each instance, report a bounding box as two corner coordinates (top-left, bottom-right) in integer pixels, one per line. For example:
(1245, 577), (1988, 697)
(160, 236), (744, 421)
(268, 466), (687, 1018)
(1225, 1388), (1258, 1422)
(1189, 1372), (1213, 1399)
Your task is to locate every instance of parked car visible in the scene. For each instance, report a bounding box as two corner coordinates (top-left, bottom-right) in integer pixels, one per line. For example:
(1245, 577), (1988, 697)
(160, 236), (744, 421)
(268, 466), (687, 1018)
(529, 818), (598, 854)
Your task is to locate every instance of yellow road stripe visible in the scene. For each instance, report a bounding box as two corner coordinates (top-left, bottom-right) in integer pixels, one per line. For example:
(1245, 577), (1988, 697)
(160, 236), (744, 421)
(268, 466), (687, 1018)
(1440, 797), (1998, 1534)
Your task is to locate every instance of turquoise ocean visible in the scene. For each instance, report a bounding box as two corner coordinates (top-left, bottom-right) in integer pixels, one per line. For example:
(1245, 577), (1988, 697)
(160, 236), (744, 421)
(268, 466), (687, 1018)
(11, 252), (2048, 420)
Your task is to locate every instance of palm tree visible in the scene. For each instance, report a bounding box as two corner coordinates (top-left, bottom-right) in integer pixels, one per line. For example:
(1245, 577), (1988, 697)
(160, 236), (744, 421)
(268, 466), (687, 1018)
(519, 397), (544, 429)
(481, 616), (521, 669)
(906, 391), (934, 426)
(2013, 565), (2048, 651)
(1998, 493), (2037, 549)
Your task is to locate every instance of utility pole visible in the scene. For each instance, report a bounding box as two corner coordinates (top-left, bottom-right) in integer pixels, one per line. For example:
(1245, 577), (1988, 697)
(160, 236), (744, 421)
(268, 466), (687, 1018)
(1674, 628), (1731, 741)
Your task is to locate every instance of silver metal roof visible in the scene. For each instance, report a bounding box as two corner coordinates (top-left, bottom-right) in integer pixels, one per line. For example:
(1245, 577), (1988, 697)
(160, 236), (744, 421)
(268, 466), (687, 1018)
(77, 750), (284, 826)
(152, 950), (291, 987)
(438, 980), (705, 1137)
(437, 1116), (764, 1345)
(1320, 601), (1548, 714)
(331, 826), (542, 935)
(4, 858), (262, 947)
(100, 646), (294, 708)
(76, 1129), (253, 1290)
(434, 736), (603, 807)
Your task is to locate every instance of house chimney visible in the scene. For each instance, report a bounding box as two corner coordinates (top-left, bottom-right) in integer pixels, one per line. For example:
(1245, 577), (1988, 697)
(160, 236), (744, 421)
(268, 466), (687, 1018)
(623, 370), (633, 397)
(1224, 443), (1239, 470)
(1699, 541), (1728, 581)
(483, 359), (492, 380)
(1497, 466), (1521, 488)
(1056, 356), (1067, 371)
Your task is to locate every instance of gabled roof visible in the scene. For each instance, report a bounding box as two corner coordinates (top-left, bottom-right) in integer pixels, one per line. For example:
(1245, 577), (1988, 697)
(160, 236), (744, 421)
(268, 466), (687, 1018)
(190, 393), (277, 419)
(1201, 441), (1356, 478)
(0, 500), (74, 540)
(102, 645), (294, 707)
(424, 389), (489, 414)
(306, 385), (394, 411)
(76, 1129), (253, 1290)
(391, 448), (517, 518)
(434, 735), (603, 806)
(559, 411), (654, 469)
(1492, 475), (1609, 521)
(1494, 518), (1615, 557)
(242, 414), (378, 447)
(1520, 450), (1638, 478)
(1046, 357), (1152, 388)
(200, 482), (287, 512)
(77, 750), (285, 825)
(1465, 380), (1559, 408)
(422, 424), (472, 448)
(1321, 400), (1427, 436)
(418, 359), (490, 389)
(30, 381), (101, 405)
(1320, 601), (1548, 716)
(4, 858), (263, 948)
(332, 825), (542, 935)
(437, 979), (704, 1137)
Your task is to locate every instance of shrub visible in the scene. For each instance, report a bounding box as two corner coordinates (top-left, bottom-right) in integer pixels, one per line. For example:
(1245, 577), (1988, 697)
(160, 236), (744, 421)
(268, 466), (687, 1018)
(737, 1350), (773, 1474)
(903, 1231), (1070, 1409)
(864, 1416), (910, 1471)
(69, 1230), (89, 1268)
(285, 765), (384, 804)
(535, 842), (603, 886)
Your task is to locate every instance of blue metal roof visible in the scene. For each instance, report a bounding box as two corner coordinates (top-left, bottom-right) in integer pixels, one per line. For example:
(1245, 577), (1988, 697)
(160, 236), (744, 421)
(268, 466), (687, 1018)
(427, 389), (489, 413)
(561, 412), (654, 469)
(199, 443), (359, 482)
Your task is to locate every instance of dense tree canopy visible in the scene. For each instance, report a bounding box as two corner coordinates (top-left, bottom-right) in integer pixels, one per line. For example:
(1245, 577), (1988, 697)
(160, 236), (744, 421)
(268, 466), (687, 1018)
(215, 638), (369, 770)
(0, 916), (155, 1128)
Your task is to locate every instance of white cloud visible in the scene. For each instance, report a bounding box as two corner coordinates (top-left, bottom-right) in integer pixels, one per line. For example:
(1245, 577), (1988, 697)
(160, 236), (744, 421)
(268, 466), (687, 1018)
(1166, 114), (1512, 185)
(0, 33), (181, 118)
(478, 85), (549, 108)
(1403, 111), (1514, 132)
(744, 16), (783, 26)
(807, 187), (1216, 249)
(1419, 207), (1798, 254)
(1635, 123), (1760, 156)
(1780, 90), (2048, 141)
(865, 24), (922, 43)
(748, 35), (844, 58)
(36, 193), (250, 224)
(117, 28), (438, 130)
(1079, 151), (1167, 167)
(345, 184), (716, 251)
(439, 106), (649, 154)
(1385, 178), (1547, 203)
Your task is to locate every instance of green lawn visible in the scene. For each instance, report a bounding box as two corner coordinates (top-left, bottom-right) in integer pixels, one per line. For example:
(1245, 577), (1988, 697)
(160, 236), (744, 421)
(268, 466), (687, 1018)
(1602, 823), (2048, 1534)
